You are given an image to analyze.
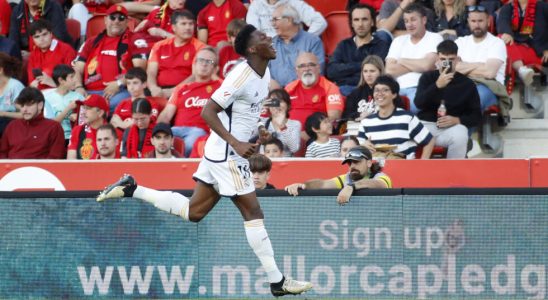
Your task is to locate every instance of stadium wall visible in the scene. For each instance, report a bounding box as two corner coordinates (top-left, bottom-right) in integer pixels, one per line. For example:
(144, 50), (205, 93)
(0, 190), (546, 299)
(2, 158), (548, 191)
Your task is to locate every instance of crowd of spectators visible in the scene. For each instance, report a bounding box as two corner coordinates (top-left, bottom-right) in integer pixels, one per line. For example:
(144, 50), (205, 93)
(0, 0), (546, 161)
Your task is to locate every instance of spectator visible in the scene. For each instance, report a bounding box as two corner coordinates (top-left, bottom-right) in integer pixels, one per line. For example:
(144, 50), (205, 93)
(218, 18), (246, 78)
(197, 0), (247, 47)
(455, 5), (507, 112)
(340, 135), (360, 157)
(327, 4), (391, 96)
(68, 0), (124, 37)
(263, 137), (285, 158)
(9, 0), (71, 56)
(0, 53), (24, 136)
(357, 75), (434, 159)
(286, 52), (344, 133)
(67, 94), (109, 159)
(145, 122), (182, 158)
(385, 3), (443, 114)
(304, 112), (341, 158)
(27, 20), (77, 90)
(43, 64), (84, 143)
(73, 5), (134, 113)
(433, 0), (470, 40)
(377, 0), (436, 37)
(121, 98), (156, 158)
(497, 0), (548, 86)
(269, 4), (325, 87)
(96, 123), (120, 159)
(254, 88), (301, 156)
(285, 145), (392, 205)
(111, 67), (159, 135)
(415, 40), (481, 158)
(246, 0), (327, 38)
(157, 46), (221, 157)
(249, 153), (276, 189)
(0, 19), (21, 60)
(147, 10), (206, 99)
(343, 55), (385, 121)
(0, 87), (65, 159)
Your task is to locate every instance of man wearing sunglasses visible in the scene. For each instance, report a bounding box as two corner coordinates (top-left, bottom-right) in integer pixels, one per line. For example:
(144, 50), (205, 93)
(454, 5), (507, 112)
(284, 146), (392, 205)
(73, 5), (134, 113)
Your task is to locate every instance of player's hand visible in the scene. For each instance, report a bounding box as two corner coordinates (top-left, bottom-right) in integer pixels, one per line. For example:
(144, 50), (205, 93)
(437, 115), (460, 128)
(257, 126), (272, 144)
(232, 140), (258, 158)
(337, 186), (353, 205)
(436, 66), (454, 88)
(285, 183), (305, 196)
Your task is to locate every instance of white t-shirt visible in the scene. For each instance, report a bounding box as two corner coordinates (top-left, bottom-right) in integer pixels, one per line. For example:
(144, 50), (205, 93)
(455, 33), (507, 84)
(386, 31), (443, 89)
(204, 61), (270, 162)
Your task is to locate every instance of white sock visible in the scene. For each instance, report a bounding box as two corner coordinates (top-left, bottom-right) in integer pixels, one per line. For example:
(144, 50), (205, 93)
(133, 186), (189, 220)
(244, 219), (283, 283)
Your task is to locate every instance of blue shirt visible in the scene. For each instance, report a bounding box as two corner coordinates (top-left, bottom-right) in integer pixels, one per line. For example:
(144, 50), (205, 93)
(43, 89), (84, 139)
(0, 78), (24, 112)
(269, 29), (325, 87)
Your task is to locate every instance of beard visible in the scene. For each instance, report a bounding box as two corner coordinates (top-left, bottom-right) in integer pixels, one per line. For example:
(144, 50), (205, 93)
(349, 169), (366, 181)
(300, 72), (317, 86)
(472, 28), (487, 38)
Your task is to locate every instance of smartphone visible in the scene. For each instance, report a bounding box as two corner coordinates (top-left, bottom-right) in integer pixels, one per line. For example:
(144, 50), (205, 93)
(32, 68), (43, 78)
(263, 98), (281, 107)
(441, 60), (453, 73)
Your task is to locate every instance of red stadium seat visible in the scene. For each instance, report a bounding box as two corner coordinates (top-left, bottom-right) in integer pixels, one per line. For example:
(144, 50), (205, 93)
(86, 14), (107, 38)
(65, 19), (81, 46)
(173, 136), (185, 157)
(189, 135), (209, 158)
(321, 11), (352, 57)
(415, 145), (448, 159)
(306, 0), (347, 16)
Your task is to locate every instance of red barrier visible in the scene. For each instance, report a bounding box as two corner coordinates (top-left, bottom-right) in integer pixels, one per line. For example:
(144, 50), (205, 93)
(0, 158), (536, 191)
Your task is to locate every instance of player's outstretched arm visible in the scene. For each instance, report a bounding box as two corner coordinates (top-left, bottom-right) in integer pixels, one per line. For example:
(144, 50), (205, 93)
(201, 100), (257, 158)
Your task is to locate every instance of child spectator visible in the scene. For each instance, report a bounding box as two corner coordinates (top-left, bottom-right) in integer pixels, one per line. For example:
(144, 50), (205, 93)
(304, 112), (341, 158)
(121, 98), (156, 158)
(340, 135), (360, 157)
(263, 137), (284, 158)
(249, 153), (276, 190)
(43, 64), (85, 144)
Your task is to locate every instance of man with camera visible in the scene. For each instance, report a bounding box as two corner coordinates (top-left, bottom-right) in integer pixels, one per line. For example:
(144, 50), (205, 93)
(414, 40), (481, 159)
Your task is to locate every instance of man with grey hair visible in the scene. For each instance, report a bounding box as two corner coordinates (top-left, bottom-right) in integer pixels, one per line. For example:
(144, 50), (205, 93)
(269, 3), (325, 87)
(246, 0), (327, 38)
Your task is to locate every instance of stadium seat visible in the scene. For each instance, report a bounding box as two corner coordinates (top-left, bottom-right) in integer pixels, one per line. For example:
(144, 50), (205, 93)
(293, 138), (309, 157)
(306, 0), (347, 16)
(189, 135), (209, 158)
(415, 145), (448, 159)
(173, 136), (185, 157)
(321, 11), (352, 57)
(148, 96), (167, 113)
(65, 19), (81, 47)
(86, 14), (107, 38)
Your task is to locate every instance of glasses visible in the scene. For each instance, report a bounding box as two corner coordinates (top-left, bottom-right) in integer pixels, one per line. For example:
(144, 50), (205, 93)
(466, 5), (486, 12)
(373, 87), (392, 94)
(108, 14), (127, 22)
(196, 57), (216, 66)
(271, 16), (288, 23)
(296, 62), (318, 69)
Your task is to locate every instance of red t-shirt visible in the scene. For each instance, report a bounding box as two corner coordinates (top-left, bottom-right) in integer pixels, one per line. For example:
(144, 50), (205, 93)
(68, 124), (99, 160)
(114, 97), (160, 121)
(285, 76), (345, 127)
(77, 32), (130, 91)
(0, 0), (11, 36)
(149, 37), (205, 87)
(28, 39), (76, 90)
(218, 44), (241, 78)
(197, 0), (247, 47)
(84, 0), (110, 14)
(168, 79), (221, 131)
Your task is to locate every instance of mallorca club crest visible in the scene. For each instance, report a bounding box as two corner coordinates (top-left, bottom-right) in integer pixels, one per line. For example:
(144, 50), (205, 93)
(80, 138), (95, 160)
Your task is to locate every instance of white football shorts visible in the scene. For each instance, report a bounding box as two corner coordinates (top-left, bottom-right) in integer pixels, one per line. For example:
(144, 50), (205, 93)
(193, 155), (255, 197)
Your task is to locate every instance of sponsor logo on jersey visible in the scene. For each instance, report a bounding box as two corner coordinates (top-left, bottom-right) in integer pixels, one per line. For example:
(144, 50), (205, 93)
(185, 96), (208, 108)
(328, 94), (342, 103)
(100, 50), (117, 56)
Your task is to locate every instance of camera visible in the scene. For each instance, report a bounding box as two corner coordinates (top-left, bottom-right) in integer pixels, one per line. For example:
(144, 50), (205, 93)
(440, 60), (453, 73)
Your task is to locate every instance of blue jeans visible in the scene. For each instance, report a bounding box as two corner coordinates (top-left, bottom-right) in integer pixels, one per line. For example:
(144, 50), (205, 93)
(339, 85), (356, 97)
(171, 126), (208, 157)
(399, 87), (418, 114)
(87, 88), (130, 115)
(476, 83), (498, 112)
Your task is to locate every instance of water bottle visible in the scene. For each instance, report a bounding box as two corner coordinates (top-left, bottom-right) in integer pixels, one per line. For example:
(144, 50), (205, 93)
(437, 100), (447, 118)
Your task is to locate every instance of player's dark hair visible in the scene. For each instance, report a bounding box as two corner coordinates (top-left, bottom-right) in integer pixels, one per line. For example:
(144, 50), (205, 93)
(97, 123), (118, 139)
(249, 153), (272, 172)
(437, 39), (458, 55)
(234, 24), (256, 56)
(404, 3), (427, 17)
(171, 9), (195, 25)
(125, 67), (147, 82)
(267, 88), (291, 118)
(304, 112), (327, 142)
(132, 98), (152, 114)
(264, 137), (284, 153)
(52, 64), (75, 86)
(348, 3), (377, 34)
(29, 19), (53, 36)
(227, 18), (247, 38)
(0, 52), (22, 78)
(16, 87), (45, 105)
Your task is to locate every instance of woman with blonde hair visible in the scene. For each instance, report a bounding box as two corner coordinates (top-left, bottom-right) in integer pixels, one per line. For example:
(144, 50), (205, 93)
(434, 0), (470, 39)
(343, 55), (384, 122)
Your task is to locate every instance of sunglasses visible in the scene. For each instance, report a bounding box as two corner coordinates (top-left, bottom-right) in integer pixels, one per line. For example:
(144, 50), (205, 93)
(467, 5), (487, 12)
(345, 149), (369, 161)
(108, 14), (127, 22)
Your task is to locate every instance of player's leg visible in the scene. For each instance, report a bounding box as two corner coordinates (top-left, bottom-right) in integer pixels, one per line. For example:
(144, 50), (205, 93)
(232, 192), (313, 296)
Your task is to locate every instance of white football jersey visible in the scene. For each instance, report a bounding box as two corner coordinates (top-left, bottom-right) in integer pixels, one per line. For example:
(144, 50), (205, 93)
(204, 61), (270, 162)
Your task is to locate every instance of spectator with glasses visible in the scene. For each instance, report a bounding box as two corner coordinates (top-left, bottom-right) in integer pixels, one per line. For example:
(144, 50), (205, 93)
(285, 52), (344, 137)
(284, 145), (392, 205)
(268, 3), (325, 87)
